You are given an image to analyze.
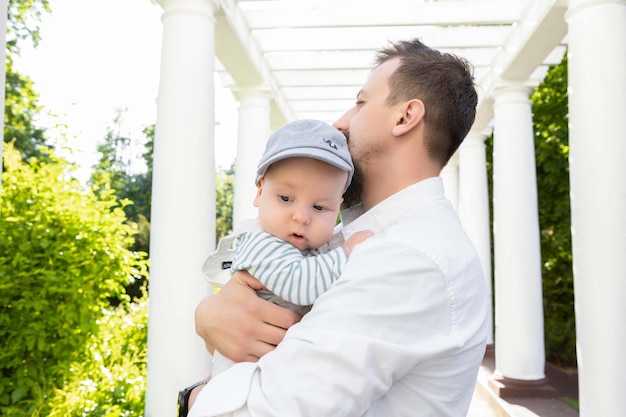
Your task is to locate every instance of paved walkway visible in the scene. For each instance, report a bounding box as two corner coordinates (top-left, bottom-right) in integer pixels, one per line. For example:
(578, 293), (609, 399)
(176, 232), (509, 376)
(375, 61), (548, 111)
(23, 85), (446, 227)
(466, 355), (579, 417)
(468, 386), (500, 417)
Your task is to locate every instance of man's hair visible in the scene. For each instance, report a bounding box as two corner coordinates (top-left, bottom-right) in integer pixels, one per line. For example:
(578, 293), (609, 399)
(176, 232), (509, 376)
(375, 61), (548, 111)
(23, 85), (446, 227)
(375, 39), (478, 166)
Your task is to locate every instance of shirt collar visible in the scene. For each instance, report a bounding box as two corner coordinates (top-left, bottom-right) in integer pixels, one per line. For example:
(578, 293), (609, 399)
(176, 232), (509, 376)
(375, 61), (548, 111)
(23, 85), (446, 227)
(338, 177), (446, 240)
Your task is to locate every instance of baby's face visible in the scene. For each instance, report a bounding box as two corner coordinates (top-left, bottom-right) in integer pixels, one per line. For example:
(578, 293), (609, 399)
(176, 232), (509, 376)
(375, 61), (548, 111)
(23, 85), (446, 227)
(254, 157), (347, 251)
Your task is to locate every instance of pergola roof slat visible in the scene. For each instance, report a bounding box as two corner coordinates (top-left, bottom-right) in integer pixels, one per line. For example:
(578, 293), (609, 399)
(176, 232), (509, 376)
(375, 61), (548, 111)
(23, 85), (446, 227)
(214, 0), (569, 129)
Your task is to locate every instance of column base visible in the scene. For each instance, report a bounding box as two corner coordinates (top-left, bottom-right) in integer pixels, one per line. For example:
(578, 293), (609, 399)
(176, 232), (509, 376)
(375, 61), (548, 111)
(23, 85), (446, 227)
(488, 374), (557, 399)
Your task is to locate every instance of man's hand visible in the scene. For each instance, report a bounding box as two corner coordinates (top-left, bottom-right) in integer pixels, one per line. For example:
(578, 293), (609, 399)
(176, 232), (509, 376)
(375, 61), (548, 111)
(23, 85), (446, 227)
(194, 270), (301, 362)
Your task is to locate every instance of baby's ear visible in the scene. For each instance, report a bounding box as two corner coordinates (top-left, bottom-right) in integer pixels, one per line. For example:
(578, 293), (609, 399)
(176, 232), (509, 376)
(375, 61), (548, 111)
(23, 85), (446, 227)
(253, 178), (264, 207)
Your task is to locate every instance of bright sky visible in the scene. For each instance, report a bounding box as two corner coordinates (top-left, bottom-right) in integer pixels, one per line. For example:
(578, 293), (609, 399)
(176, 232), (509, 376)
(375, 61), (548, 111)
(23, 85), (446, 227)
(14, 0), (239, 182)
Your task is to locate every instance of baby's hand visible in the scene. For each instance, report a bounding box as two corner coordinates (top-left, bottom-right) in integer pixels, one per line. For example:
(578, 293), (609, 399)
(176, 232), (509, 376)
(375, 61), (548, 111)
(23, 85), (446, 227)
(344, 230), (374, 256)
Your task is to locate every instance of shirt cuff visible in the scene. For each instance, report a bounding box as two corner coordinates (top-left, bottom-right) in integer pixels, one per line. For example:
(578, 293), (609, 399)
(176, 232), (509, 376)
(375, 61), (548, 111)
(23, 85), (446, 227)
(188, 362), (258, 417)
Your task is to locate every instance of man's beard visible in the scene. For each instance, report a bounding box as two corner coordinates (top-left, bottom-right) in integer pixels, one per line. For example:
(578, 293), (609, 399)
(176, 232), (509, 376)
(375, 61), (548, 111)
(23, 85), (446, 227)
(341, 129), (362, 209)
(342, 163), (363, 209)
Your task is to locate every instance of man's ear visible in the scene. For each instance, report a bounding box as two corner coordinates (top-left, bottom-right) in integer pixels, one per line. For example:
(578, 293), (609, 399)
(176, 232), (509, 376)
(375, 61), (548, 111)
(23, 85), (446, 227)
(392, 99), (425, 136)
(253, 178), (264, 207)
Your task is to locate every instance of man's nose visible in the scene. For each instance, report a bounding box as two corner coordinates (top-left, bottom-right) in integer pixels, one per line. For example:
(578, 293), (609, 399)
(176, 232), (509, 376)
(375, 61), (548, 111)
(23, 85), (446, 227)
(332, 108), (354, 132)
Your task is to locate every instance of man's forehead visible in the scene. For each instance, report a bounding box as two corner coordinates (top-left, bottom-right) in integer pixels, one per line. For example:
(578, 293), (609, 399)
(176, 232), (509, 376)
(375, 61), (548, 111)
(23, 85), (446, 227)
(362, 59), (398, 92)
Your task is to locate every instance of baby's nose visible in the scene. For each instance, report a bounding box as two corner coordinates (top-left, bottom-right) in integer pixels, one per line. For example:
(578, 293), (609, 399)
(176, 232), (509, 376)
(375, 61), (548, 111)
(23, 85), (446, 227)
(292, 207), (311, 225)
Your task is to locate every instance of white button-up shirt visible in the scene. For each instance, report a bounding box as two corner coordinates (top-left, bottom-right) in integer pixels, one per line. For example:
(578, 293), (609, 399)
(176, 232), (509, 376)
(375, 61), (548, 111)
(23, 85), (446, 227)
(190, 177), (489, 417)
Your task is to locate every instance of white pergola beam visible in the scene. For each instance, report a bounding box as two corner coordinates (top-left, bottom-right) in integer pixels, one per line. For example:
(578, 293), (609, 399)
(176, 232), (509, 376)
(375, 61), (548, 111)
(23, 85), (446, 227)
(252, 26), (512, 52)
(215, 0), (293, 127)
(241, 0), (527, 28)
(473, 0), (568, 131)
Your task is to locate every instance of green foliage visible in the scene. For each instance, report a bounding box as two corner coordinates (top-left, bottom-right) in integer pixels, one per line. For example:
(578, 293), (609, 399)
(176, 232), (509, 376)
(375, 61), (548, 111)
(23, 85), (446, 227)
(91, 115), (153, 251)
(3, 60), (49, 161)
(0, 143), (148, 415)
(140, 125), (154, 180)
(4, 0), (52, 161)
(91, 111), (137, 197)
(531, 53), (576, 366)
(47, 298), (148, 417)
(6, 0), (51, 56)
(215, 166), (234, 244)
(562, 398), (579, 411)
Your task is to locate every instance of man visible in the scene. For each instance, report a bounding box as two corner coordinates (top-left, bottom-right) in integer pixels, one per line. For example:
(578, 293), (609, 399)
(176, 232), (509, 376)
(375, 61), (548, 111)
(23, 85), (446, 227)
(186, 38), (488, 417)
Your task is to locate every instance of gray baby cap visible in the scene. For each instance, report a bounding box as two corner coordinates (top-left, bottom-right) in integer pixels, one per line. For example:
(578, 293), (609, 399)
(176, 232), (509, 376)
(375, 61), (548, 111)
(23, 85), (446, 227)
(255, 119), (354, 192)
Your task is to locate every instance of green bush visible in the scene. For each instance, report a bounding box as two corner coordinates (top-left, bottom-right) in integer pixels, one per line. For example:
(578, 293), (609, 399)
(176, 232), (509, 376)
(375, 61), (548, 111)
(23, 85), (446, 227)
(47, 298), (148, 417)
(0, 143), (148, 415)
(531, 55), (576, 367)
(215, 167), (234, 244)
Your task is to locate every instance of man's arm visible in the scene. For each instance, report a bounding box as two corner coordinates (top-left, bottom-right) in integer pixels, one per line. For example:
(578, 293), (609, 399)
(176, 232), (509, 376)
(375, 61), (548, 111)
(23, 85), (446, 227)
(194, 270), (301, 362)
(189, 242), (472, 417)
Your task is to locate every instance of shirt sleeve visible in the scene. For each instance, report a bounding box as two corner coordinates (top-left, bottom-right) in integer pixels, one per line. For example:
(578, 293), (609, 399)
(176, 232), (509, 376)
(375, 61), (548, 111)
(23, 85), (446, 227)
(189, 237), (484, 417)
(232, 231), (348, 305)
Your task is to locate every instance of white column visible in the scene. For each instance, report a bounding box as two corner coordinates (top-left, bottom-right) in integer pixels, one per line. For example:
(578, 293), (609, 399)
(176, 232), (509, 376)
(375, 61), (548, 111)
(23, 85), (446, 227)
(566, 1), (626, 416)
(491, 83), (545, 381)
(440, 151), (459, 210)
(232, 87), (272, 226)
(146, 1), (218, 416)
(458, 129), (493, 345)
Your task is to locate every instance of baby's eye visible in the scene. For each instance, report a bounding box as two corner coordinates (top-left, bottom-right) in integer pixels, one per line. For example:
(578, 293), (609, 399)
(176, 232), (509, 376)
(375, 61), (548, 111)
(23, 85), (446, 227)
(279, 195), (291, 202)
(313, 204), (325, 212)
